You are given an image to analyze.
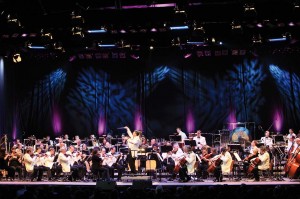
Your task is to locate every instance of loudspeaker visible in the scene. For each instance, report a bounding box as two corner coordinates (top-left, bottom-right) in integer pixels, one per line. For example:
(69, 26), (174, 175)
(96, 180), (117, 190)
(132, 180), (152, 189)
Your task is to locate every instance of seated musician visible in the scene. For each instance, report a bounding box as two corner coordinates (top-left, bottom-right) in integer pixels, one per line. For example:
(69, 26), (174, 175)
(44, 147), (56, 180)
(163, 151), (175, 180)
(212, 147), (232, 182)
(91, 148), (110, 181)
(196, 147), (210, 180)
(23, 148), (43, 181)
(261, 131), (273, 148)
(243, 140), (259, 177)
(57, 147), (71, 180)
(102, 146), (124, 181)
(178, 146), (196, 182)
(251, 145), (270, 181)
(193, 130), (207, 150)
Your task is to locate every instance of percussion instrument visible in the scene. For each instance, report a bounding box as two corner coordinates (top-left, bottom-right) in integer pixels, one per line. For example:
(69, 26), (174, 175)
(230, 127), (250, 143)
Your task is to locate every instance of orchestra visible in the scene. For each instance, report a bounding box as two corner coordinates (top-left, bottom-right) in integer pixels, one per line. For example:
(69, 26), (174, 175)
(0, 126), (300, 183)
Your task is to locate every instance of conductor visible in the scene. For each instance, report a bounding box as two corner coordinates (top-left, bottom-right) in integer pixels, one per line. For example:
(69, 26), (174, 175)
(124, 126), (142, 174)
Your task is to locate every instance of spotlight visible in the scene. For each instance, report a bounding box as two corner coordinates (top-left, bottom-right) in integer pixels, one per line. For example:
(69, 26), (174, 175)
(12, 53), (21, 63)
(149, 46), (154, 50)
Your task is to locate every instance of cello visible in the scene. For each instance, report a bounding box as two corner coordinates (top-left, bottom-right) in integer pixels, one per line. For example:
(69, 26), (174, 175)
(207, 154), (222, 173)
(247, 157), (261, 173)
(173, 156), (187, 174)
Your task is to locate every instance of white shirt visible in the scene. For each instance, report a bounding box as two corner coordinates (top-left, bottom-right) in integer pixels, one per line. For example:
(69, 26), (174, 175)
(258, 152), (270, 170)
(178, 131), (187, 142)
(220, 151), (233, 173)
(261, 136), (273, 148)
(185, 152), (196, 174)
(287, 133), (296, 149)
(44, 152), (55, 169)
(58, 153), (70, 172)
(193, 136), (207, 149)
(23, 153), (36, 172)
(171, 148), (184, 165)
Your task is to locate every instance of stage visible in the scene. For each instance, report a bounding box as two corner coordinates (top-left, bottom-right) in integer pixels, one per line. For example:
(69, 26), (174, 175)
(0, 178), (299, 187)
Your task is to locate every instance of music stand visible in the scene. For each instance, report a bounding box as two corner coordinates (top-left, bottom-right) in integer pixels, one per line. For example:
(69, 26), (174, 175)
(274, 135), (285, 143)
(227, 144), (243, 152)
(119, 147), (129, 155)
(160, 145), (172, 153)
(169, 135), (181, 142)
(98, 137), (104, 144)
(184, 139), (197, 147)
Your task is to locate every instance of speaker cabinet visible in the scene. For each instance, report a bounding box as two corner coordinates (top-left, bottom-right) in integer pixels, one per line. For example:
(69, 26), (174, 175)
(132, 180), (152, 189)
(96, 180), (117, 190)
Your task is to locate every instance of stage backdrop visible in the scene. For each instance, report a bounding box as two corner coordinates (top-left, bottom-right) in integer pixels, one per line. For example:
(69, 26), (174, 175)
(1, 53), (300, 142)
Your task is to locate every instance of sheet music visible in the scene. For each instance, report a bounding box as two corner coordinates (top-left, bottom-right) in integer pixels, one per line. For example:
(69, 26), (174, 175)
(233, 152), (242, 161)
(156, 153), (163, 162)
(195, 153), (202, 163)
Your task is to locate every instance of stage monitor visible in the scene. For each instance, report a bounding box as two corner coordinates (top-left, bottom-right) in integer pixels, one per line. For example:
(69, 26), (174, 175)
(184, 139), (196, 147)
(169, 135), (181, 142)
(160, 145), (172, 153)
(96, 180), (117, 190)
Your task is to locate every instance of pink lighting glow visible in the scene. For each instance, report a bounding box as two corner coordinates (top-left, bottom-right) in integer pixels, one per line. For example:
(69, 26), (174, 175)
(52, 106), (62, 134)
(134, 108), (143, 131)
(274, 108), (283, 132)
(98, 112), (106, 136)
(186, 108), (195, 133)
(228, 107), (237, 130)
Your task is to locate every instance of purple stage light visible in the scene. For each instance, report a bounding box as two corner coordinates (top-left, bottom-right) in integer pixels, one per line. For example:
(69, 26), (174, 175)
(130, 54), (140, 60)
(98, 112), (106, 136)
(52, 106), (62, 134)
(134, 109), (143, 131)
(228, 108), (237, 130)
(186, 109), (195, 133)
(256, 23), (263, 28)
(184, 53), (192, 59)
(274, 109), (283, 132)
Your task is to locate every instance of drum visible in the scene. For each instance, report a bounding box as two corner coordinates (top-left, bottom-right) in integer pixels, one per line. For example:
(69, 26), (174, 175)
(230, 127), (250, 143)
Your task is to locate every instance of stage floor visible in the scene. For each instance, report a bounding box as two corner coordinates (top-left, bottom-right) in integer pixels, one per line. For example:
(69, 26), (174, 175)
(0, 177), (299, 186)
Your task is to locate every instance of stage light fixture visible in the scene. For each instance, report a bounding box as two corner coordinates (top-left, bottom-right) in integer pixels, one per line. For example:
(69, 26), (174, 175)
(244, 3), (257, 18)
(87, 27), (107, 33)
(252, 34), (262, 44)
(7, 14), (21, 27)
(41, 29), (53, 40)
(12, 53), (21, 63)
(53, 42), (65, 52)
(71, 10), (85, 25)
(72, 26), (85, 38)
(170, 8), (188, 30)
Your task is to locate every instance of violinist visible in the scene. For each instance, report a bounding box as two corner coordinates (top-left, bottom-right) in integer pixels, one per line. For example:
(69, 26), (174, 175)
(23, 148), (42, 181)
(57, 147), (71, 177)
(34, 147), (48, 181)
(103, 146), (124, 181)
(243, 140), (259, 178)
(91, 148), (110, 181)
(178, 145), (196, 182)
(7, 147), (23, 180)
(44, 147), (56, 180)
(171, 142), (184, 165)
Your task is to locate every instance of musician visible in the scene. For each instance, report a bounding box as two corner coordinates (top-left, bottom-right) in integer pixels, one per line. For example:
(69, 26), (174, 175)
(6, 147), (22, 180)
(215, 147), (232, 182)
(44, 147), (56, 180)
(193, 130), (207, 150)
(81, 143), (90, 155)
(287, 135), (296, 154)
(124, 126), (141, 174)
(45, 136), (54, 146)
(23, 148), (43, 181)
(196, 147), (210, 179)
(178, 146), (196, 182)
(163, 151), (175, 180)
(252, 146), (270, 181)
(261, 131), (273, 148)
(103, 146), (123, 181)
(13, 139), (24, 153)
(91, 148), (110, 181)
(243, 140), (259, 177)
(287, 129), (297, 150)
(57, 147), (71, 177)
(176, 127), (187, 142)
(34, 147), (49, 181)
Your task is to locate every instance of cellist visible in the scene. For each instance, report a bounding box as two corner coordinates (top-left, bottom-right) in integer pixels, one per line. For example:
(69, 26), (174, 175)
(242, 140), (259, 178)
